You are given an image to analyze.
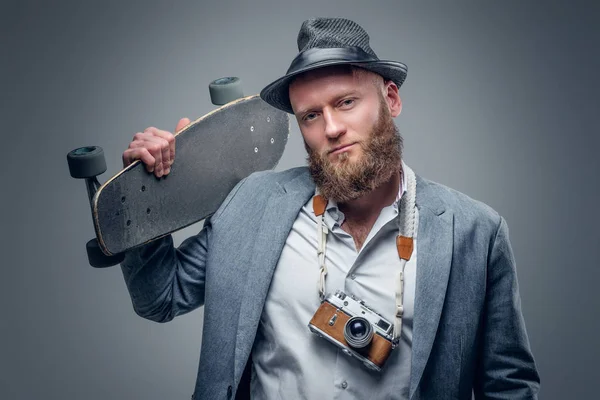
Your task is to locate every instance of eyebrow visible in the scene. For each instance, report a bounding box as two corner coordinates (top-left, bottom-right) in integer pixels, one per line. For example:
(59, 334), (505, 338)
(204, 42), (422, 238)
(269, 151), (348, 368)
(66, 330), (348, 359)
(295, 90), (361, 116)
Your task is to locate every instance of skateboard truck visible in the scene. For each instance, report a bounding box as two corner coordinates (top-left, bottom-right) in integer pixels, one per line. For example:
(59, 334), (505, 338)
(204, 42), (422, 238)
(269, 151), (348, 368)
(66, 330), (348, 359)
(67, 146), (126, 268)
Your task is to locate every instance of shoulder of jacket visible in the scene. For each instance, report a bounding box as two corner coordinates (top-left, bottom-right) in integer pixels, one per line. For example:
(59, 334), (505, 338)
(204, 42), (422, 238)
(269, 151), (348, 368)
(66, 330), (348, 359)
(417, 174), (502, 229)
(242, 166), (310, 189)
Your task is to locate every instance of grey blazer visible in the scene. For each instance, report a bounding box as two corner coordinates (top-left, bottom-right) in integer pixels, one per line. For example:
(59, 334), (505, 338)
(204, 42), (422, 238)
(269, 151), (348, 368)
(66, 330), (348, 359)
(121, 166), (540, 400)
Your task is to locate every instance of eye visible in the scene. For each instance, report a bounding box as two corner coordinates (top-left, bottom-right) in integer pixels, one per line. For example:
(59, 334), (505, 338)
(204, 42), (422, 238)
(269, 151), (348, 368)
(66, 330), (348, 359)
(303, 112), (318, 121)
(339, 98), (355, 108)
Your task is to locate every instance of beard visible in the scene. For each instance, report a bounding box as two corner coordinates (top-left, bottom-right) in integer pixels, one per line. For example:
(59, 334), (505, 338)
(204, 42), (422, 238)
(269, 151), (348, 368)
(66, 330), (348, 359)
(306, 98), (403, 204)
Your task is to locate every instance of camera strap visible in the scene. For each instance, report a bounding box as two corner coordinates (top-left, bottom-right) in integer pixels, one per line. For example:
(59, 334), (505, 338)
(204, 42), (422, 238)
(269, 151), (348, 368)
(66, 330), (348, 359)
(313, 163), (417, 343)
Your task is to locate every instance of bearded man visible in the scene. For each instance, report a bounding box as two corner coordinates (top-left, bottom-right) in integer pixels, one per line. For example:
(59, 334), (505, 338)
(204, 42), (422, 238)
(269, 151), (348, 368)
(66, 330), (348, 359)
(120, 17), (540, 400)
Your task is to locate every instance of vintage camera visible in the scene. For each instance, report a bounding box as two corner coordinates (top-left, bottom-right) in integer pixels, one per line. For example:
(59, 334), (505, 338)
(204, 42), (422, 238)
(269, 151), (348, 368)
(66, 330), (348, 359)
(308, 290), (395, 372)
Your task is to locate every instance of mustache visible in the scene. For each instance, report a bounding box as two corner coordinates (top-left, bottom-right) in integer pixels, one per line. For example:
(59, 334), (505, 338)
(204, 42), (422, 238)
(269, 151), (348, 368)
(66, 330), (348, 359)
(327, 142), (358, 155)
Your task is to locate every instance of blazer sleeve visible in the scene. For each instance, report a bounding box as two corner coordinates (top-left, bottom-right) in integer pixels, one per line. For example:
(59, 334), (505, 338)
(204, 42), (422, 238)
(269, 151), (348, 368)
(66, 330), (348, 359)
(119, 176), (248, 323)
(473, 216), (541, 399)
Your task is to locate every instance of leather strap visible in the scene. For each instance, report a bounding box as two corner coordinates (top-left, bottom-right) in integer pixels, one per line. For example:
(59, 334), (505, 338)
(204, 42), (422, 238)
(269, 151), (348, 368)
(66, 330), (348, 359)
(313, 164), (417, 343)
(313, 194), (327, 217)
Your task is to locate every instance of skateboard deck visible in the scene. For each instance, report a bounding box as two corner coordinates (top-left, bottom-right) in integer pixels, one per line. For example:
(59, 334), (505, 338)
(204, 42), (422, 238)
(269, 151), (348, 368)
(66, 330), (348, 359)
(93, 95), (289, 255)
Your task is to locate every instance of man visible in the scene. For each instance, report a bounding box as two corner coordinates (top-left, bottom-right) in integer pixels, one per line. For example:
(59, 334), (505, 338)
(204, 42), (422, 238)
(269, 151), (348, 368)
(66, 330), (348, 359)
(120, 18), (540, 399)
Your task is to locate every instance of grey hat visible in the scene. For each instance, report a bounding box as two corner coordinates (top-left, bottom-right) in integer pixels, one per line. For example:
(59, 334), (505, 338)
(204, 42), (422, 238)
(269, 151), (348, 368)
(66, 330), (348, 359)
(260, 17), (407, 114)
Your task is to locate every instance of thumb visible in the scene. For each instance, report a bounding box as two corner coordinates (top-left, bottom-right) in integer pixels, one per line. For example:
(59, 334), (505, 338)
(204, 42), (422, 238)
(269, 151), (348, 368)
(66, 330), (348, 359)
(175, 117), (191, 133)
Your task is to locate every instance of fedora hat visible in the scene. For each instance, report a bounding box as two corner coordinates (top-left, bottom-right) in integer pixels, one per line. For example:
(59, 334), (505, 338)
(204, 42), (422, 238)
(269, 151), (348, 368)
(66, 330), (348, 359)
(260, 17), (407, 114)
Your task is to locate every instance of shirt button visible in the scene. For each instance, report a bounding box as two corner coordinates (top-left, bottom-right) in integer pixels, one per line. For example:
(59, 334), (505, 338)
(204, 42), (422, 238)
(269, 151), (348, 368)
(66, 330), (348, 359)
(350, 273), (356, 280)
(341, 381), (348, 389)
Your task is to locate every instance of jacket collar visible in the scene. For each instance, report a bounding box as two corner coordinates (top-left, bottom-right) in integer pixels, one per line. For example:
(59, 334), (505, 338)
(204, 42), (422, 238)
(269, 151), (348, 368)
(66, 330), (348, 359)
(409, 174), (454, 399)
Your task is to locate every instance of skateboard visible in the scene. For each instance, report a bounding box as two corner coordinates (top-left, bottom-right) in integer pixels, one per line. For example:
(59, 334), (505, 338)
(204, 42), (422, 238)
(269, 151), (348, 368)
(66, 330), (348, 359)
(67, 77), (290, 267)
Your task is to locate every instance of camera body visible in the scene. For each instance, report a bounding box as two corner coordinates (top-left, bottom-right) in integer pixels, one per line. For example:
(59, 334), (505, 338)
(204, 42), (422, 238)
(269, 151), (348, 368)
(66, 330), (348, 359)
(308, 290), (395, 372)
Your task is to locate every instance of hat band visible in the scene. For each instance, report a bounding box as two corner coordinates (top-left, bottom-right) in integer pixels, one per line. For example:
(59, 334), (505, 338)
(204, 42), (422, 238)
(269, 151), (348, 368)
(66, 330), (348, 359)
(286, 46), (379, 74)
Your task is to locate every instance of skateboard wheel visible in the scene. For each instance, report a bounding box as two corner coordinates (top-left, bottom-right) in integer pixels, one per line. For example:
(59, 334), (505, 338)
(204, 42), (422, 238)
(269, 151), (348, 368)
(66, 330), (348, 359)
(209, 77), (243, 105)
(86, 238), (125, 268)
(67, 146), (107, 179)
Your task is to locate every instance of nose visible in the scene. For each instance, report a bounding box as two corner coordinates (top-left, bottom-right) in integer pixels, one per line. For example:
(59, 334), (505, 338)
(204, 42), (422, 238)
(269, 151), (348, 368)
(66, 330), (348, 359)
(323, 108), (345, 140)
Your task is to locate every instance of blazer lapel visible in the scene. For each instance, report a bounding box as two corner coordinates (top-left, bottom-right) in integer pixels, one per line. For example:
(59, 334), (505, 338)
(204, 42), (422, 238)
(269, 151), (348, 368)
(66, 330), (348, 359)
(233, 170), (315, 383)
(409, 175), (454, 399)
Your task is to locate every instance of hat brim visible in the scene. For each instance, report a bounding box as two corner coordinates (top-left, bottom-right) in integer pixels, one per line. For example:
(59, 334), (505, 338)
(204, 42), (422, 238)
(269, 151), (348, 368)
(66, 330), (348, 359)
(260, 59), (407, 114)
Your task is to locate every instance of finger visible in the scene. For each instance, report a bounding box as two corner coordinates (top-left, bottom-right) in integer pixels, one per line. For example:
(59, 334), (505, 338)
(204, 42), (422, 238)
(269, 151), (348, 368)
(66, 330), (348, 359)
(122, 150), (132, 168)
(136, 132), (164, 176)
(144, 127), (175, 168)
(123, 148), (155, 172)
(142, 136), (170, 176)
(123, 132), (147, 167)
(128, 139), (165, 171)
(175, 118), (190, 133)
(160, 138), (170, 174)
(145, 127), (175, 168)
(146, 140), (164, 177)
(131, 131), (150, 145)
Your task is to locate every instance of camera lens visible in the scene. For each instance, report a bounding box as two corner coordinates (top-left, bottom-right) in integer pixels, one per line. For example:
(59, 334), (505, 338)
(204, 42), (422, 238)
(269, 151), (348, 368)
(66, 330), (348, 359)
(344, 317), (374, 349)
(350, 320), (368, 337)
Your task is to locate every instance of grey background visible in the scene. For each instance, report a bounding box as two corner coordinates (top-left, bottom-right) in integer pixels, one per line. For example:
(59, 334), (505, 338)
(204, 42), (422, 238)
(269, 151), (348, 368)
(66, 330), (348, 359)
(2, 0), (598, 399)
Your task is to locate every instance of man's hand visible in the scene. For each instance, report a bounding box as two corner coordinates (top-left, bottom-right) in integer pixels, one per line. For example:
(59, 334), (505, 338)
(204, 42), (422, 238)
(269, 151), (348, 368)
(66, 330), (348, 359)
(122, 118), (190, 177)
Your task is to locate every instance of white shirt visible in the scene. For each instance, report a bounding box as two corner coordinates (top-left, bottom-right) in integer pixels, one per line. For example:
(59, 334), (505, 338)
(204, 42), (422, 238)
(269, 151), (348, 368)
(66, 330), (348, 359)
(252, 161), (418, 399)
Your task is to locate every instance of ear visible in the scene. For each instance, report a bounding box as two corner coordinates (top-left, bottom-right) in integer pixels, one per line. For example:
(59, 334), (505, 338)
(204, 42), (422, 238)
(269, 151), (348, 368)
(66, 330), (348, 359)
(383, 80), (402, 117)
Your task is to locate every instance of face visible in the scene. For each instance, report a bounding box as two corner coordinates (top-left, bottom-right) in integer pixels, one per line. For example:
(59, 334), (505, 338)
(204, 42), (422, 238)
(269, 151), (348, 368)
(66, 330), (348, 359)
(289, 66), (404, 203)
